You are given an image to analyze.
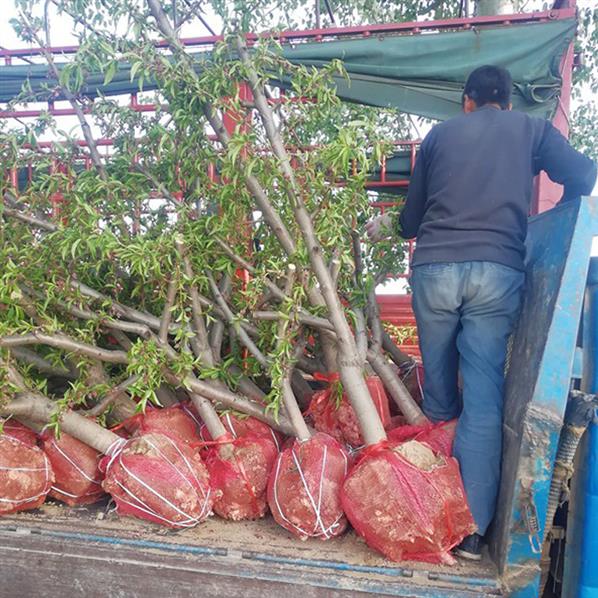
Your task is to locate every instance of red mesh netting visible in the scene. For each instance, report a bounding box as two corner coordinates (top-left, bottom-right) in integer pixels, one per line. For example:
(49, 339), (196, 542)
(385, 415), (407, 431)
(1, 420), (38, 446)
(136, 403), (201, 444)
(0, 435), (54, 515)
(205, 435), (278, 521)
(387, 420), (457, 457)
(268, 433), (349, 540)
(342, 440), (475, 564)
(308, 376), (391, 447)
(40, 431), (105, 506)
(115, 412), (144, 436)
(101, 432), (214, 528)
(199, 412), (283, 451)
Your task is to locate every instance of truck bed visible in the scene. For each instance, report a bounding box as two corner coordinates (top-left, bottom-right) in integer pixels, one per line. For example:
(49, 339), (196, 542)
(0, 499), (501, 598)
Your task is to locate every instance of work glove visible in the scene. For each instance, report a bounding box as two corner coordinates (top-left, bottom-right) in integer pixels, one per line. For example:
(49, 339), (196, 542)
(365, 212), (395, 243)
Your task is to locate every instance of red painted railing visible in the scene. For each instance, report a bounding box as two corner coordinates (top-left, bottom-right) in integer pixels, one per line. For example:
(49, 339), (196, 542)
(0, 7), (575, 119)
(0, 8), (575, 63)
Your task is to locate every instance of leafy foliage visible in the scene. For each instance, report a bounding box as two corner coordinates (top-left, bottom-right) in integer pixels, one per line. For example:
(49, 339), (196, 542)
(0, 0), (411, 431)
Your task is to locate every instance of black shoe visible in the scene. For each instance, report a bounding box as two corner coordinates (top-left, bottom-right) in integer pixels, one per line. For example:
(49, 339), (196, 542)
(454, 533), (483, 561)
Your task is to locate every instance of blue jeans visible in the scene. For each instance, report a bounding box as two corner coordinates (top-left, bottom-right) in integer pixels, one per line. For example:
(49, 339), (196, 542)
(411, 261), (524, 535)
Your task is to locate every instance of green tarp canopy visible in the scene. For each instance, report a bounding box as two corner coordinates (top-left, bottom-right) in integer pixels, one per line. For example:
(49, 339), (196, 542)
(0, 18), (575, 121)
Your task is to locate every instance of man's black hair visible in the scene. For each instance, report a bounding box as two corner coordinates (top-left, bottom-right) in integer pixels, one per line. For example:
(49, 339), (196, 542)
(463, 65), (512, 110)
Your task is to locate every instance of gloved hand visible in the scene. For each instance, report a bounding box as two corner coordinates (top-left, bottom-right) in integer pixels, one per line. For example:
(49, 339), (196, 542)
(365, 212), (395, 243)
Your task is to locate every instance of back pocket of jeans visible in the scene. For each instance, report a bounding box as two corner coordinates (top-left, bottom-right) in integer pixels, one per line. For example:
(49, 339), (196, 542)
(412, 263), (453, 276)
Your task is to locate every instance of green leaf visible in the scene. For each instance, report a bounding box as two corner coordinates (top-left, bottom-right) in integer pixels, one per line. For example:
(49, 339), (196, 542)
(103, 61), (118, 86)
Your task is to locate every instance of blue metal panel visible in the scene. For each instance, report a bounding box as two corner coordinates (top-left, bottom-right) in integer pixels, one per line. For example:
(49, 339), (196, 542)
(582, 258), (598, 394)
(574, 420), (598, 598)
(489, 198), (598, 595)
(562, 257), (598, 597)
(2, 527), (500, 598)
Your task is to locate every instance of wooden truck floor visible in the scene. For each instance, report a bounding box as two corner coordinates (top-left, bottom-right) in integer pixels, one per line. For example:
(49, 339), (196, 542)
(0, 500), (502, 598)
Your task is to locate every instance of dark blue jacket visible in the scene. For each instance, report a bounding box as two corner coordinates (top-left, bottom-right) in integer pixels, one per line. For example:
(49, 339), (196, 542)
(399, 106), (597, 271)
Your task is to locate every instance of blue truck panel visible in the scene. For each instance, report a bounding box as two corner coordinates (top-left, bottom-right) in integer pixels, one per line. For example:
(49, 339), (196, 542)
(562, 257), (598, 597)
(490, 198), (597, 595)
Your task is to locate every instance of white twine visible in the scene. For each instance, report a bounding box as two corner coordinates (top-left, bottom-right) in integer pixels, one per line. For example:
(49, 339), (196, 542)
(0, 437), (52, 506)
(181, 403), (203, 428)
(269, 428), (280, 451)
(47, 437), (103, 501)
(51, 486), (102, 500)
(49, 439), (102, 485)
(271, 442), (347, 539)
(200, 412), (280, 452)
(348, 444), (365, 457)
(401, 361), (424, 399)
(224, 413), (237, 439)
(110, 478), (201, 528)
(104, 435), (211, 527)
(228, 413), (280, 451)
(102, 437), (128, 472)
(415, 364), (424, 398)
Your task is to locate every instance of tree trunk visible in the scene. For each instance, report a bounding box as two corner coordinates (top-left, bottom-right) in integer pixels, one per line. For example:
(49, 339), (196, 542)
(475, 0), (520, 15)
(2, 392), (120, 455)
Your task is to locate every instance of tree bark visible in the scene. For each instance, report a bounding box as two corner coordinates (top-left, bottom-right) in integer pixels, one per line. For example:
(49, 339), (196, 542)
(366, 348), (427, 425)
(236, 36), (385, 444)
(1, 391), (119, 454)
(0, 332), (129, 364)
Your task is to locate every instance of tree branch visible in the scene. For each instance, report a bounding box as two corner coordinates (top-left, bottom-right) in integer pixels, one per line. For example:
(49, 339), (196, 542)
(0, 332), (129, 364)
(3, 203), (57, 232)
(366, 348), (427, 425)
(381, 330), (414, 368)
(19, 11), (107, 180)
(208, 273), (230, 361)
(207, 271), (268, 368)
(86, 374), (140, 417)
(1, 361), (119, 453)
(350, 230), (369, 363)
(145, 2), (338, 371)
(22, 284), (153, 338)
(252, 310), (335, 332)
(236, 34), (385, 443)
(273, 270), (311, 440)
(159, 273), (178, 343)
(175, 238), (215, 366)
(10, 347), (77, 380)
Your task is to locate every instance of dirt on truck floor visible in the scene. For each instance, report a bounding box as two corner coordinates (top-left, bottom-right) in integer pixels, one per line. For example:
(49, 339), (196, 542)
(0, 499), (499, 577)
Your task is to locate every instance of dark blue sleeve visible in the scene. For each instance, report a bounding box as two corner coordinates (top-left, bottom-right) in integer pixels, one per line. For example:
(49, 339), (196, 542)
(535, 121), (597, 202)
(399, 135), (429, 239)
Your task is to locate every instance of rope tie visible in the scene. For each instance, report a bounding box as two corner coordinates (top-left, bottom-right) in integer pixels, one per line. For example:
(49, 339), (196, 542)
(104, 435), (211, 527)
(271, 441), (347, 539)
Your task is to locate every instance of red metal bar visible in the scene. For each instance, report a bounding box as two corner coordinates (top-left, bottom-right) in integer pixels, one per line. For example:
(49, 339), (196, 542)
(366, 181), (409, 189)
(20, 135), (218, 149)
(222, 82), (253, 137)
(369, 200), (403, 209)
(0, 102), (159, 119)
(533, 16), (575, 214)
(380, 154), (387, 184)
(0, 8), (575, 61)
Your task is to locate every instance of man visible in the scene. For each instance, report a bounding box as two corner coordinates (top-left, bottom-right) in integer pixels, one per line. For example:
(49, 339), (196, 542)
(366, 65), (597, 560)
